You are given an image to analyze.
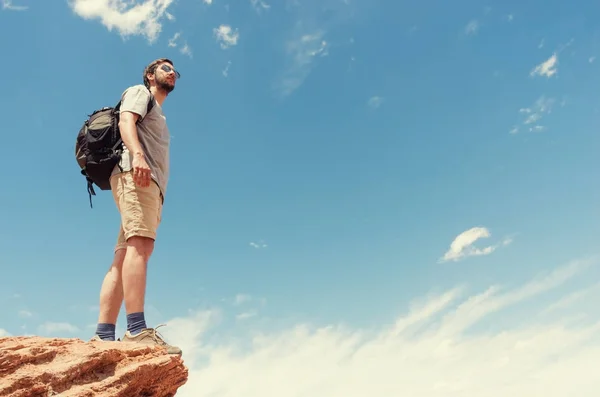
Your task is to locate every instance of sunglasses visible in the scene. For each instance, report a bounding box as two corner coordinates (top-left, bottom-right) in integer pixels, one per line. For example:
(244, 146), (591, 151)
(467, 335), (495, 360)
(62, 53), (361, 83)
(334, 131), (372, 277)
(160, 64), (181, 79)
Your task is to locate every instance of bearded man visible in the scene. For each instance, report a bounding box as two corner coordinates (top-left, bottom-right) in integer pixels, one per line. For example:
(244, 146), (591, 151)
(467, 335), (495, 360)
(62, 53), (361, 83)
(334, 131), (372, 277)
(90, 58), (181, 355)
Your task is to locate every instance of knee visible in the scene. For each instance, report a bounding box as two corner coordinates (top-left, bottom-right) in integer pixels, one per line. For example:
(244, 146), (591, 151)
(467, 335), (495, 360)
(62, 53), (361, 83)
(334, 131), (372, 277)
(126, 236), (155, 260)
(111, 248), (127, 270)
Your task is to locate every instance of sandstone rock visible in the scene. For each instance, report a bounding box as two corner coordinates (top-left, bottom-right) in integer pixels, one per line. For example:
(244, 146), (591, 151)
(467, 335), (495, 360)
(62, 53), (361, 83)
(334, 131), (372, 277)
(0, 336), (188, 397)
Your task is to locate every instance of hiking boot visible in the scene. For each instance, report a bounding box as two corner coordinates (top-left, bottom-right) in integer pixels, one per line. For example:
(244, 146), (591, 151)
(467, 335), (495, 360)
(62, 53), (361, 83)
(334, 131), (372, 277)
(121, 324), (182, 355)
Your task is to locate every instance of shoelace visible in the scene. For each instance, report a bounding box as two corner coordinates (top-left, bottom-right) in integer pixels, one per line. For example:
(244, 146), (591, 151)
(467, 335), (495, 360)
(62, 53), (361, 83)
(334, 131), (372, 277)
(147, 323), (169, 345)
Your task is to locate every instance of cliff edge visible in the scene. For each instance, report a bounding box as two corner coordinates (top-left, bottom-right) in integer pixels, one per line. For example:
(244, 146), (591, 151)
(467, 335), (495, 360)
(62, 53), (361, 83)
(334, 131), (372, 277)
(0, 335), (188, 397)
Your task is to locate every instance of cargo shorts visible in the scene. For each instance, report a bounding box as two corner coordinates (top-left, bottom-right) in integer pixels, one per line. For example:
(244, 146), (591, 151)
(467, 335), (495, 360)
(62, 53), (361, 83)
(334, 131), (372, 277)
(110, 171), (163, 252)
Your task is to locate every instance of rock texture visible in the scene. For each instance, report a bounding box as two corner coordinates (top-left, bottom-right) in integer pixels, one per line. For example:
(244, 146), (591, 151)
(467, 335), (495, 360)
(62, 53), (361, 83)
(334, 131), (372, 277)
(0, 336), (188, 397)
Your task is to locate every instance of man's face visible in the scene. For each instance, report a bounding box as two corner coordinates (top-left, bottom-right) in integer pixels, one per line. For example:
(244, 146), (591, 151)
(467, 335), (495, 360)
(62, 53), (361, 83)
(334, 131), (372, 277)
(153, 62), (180, 93)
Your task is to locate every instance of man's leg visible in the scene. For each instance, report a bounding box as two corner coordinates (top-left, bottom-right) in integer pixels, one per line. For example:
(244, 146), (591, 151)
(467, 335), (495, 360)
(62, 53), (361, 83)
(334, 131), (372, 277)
(94, 247), (126, 341)
(121, 235), (154, 335)
(111, 171), (181, 354)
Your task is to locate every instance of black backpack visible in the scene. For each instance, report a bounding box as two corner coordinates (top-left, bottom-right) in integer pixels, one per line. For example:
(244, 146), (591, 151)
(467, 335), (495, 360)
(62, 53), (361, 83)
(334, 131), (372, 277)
(75, 94), (154, 208)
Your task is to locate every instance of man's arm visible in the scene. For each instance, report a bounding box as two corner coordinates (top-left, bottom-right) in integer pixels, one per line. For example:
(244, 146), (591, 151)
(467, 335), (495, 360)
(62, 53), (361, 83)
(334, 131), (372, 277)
(119, 111), (151, 187)
(118, 111), (143, 157)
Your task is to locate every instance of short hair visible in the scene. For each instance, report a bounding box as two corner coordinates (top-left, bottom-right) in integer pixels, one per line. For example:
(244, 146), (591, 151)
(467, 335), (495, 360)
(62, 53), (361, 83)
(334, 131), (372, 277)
(143, 58), (174, 89)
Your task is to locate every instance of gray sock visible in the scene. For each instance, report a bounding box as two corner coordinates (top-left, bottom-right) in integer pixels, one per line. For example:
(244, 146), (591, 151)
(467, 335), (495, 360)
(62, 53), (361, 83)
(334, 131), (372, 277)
(127, 312), (147, 335)
(95, 323), (116, 341)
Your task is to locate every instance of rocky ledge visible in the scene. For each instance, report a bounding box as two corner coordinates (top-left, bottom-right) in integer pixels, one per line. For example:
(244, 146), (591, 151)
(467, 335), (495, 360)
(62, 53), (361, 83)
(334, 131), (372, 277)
(0, 336), (188, 397)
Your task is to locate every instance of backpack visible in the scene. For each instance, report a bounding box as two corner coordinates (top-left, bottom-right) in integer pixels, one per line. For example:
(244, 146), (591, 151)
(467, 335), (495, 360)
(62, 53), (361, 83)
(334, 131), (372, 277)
(75, 93), (154, 208)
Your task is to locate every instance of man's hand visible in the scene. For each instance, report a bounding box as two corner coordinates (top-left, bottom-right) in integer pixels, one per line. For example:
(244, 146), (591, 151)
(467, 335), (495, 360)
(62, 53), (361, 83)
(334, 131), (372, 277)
(132, 152), (151, 187)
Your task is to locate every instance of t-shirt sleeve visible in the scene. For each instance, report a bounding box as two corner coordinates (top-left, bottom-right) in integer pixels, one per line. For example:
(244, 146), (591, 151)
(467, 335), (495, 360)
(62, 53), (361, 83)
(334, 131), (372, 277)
(120, 85), (151, 120)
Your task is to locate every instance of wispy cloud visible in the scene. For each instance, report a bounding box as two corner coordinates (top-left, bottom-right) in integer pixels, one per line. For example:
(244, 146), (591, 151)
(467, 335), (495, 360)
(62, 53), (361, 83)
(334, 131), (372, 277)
(160, 257), (599, 397)
(510, 95), (558, 134)
(464, 19), (479, 35)
(538, 38), (545, 49)
(18, 310), (32, 318)
(166, 31), (192, 57)
(274, 29), (328, 97)
(213, 24), (239, 49)
(439, 227), (512, 263)
(271, 0), (356, 97)
(180, 43), (192, 57)
(250, 240), (267, 249)
(168, 32), (180, 47)
(236, 311), (257, 320)
(250, 0), (270, 13)
(0, 328), (11, 337)
(234, 294), (253, 306)
(222, 61), (232, 77)
(69, 0), (175, 43)
(1, 0), (27, 11)
(368, 96), (384, 109)
(541, 282), (600, 316)
(531, 53), (558, 78)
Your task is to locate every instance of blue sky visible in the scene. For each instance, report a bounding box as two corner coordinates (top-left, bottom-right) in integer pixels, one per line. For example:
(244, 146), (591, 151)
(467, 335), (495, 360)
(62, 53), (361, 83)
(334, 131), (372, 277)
(1, 0), (600, 395)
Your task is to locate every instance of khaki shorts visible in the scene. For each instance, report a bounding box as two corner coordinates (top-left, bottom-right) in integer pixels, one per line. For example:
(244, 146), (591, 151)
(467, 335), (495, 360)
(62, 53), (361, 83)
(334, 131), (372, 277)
(110, 171), (163, 252)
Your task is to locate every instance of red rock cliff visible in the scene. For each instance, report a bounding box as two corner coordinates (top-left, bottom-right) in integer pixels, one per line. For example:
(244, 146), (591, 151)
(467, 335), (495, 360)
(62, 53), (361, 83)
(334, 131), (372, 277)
(0, 336), (188, 397)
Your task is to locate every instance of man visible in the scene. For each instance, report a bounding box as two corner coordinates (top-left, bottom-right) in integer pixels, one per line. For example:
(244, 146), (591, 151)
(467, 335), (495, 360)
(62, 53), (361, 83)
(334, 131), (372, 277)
(91, 58), (181, 355)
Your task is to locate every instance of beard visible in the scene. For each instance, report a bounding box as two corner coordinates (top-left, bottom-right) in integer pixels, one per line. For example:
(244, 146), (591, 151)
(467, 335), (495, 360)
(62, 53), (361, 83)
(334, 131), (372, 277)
(156, 75), (175, 94)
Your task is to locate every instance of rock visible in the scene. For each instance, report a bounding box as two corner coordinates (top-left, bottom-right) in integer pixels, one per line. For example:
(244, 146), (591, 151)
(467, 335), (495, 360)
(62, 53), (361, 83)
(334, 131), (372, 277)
(0, 336), (188, 397)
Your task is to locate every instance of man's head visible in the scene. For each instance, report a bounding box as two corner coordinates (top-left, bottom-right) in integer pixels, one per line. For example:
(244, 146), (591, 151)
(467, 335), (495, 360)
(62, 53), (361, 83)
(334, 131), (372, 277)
(143, 58), (180, 94)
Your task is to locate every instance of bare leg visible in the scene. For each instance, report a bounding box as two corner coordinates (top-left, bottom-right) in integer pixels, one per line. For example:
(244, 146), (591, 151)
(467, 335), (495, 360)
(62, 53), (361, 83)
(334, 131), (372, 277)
(122, 236), (154, 315)
(97, 249), (126, 325)
(118, 235), (181, 354)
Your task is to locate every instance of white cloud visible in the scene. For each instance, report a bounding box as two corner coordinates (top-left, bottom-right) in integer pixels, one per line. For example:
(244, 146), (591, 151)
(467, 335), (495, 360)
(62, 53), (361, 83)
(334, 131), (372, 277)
(234, 294), (252, 305)
(222, 61), (232, 77)
(2, 0), (27, 10)
(531, 53), (558, 78)
(251, 0), (270, 12)
(270, 0), (356, 97)
(180, 43), (192, 58)
(2, 0), (26, 10)
(538, 38), (545, 49)
(168, 32), (180, 47)
(68, 0), (175, 43)
(161, 257), (600, 397)
(250, 240), (267, 249)
(464, 19), (479, 35)
(512, 95), (556, 134)
(0, 328), (11, 337)
(440, 227), (511, 263)
(38, 322), (80, 335)
(18, 310), (32, 318)
(541, 282), (600, 316)
(529, 125), (545, 132)
(213, 24), (239, 49)
(236, 311), (257, 320)
(275, 30), (328, 97)
(368, 96), (384, 109)
(520, 96), (555, 123)
(166, 31), (191, 57)
(203, 0), (213, 4)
